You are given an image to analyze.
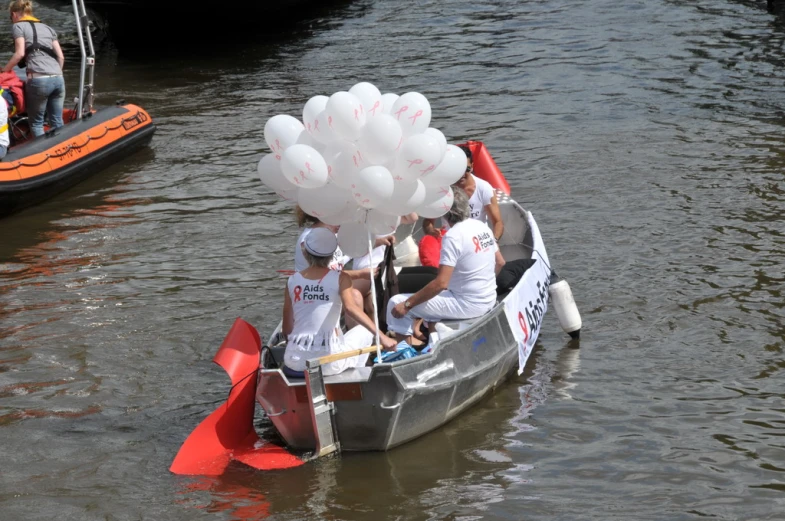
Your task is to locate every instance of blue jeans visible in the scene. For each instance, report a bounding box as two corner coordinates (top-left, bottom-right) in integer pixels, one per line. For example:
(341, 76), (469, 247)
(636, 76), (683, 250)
(26, 75), (65, 137)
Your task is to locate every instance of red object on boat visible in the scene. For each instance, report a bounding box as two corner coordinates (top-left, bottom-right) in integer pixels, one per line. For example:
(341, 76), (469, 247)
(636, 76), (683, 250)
(418, 228), (445, 267)
(0, 71), (25, 114)
(169, 317), (305, 475)
(461, 140), (511, 195)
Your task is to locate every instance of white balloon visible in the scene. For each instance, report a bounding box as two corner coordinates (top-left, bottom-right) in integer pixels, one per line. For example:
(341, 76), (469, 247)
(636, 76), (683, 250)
(311, 109), (340, 145)
(390, 92), (432, 137)
(380, 93), (399, 115)
(424, 127), (447, 162)
(349, 82), (384, 120)
(359, 208), (401, 236)
(258, 153), (297, 193)
(322, 140), (366, 189)
(417, 184), (454, 219)
(337, 221), (371, 258)
(280, 144), (329, 188)
(326, 91), (366, 142)
(320, 199), (361, 226)
(297, 183), (353, 219)
(357, 114), (403, 165)
(421, 144), (467, 187)
(350, 165), (394, 209)
(264, 114), (305, 153)
(376, 179), (427, 215)
(302, 95), (328, 135)
(392, 133), (443, 183)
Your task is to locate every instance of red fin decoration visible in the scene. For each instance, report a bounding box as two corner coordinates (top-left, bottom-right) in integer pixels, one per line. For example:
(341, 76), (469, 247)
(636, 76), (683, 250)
(169, 318), (305, 475)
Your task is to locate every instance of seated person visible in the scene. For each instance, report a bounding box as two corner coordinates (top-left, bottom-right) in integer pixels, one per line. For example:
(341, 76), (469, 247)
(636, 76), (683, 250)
(294, 205), (394, 327)
(387, 187), (506, 346)
(422, 143), (504, 245)
(282, 227), (397, 376)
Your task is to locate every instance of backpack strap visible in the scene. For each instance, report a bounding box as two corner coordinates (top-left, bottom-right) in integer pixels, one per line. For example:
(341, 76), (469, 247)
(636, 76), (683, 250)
(24, 21), (59, 62)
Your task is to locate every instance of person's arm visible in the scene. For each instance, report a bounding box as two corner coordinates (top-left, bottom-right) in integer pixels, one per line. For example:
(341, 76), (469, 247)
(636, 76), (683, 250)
(494, 250), (506, 275)
(52, 39), (64, 70)
(282, 285), (294, 336)
(400, 212), (418, 225)
(422, 217), (441, 238)
(343, 267), (379, 280)
(391, 264), (454, 318)
(2, 37), (26, 73)
(339, 272), (397, 350)
(486, 195), (504, 242)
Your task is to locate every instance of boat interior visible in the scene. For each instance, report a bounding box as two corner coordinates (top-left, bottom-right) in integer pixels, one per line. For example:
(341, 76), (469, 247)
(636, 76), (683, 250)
(260, 192), (535, 385)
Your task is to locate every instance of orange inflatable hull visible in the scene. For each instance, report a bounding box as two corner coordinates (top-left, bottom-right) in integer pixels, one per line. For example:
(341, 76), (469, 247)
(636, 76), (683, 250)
(0, 103), (155, 217)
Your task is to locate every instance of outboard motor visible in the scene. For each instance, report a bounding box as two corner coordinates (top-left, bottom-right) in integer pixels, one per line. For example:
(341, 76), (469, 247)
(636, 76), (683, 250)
(549, 271), (581, 339)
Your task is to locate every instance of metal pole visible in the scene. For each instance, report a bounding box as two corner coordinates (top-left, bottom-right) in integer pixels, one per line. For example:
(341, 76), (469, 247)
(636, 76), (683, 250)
(71, 0), (85, 119)
(71, 0), (95, 118)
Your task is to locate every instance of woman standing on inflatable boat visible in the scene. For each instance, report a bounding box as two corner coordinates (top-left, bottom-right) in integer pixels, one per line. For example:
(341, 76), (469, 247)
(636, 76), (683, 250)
(282, 227), (398, 376)
(3, 0), (65, 137)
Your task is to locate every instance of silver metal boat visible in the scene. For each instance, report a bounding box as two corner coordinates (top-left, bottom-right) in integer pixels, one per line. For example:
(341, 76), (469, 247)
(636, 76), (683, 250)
(255, 193), (559, 457)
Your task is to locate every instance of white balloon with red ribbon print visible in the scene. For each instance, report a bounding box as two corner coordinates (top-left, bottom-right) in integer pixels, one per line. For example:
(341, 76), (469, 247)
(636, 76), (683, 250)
(256, 82), (457, 254)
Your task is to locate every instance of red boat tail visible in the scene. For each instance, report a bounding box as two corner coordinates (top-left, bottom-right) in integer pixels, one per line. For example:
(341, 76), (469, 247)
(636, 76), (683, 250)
(462, 140), (511, 195)
(169, 318), (305, 475)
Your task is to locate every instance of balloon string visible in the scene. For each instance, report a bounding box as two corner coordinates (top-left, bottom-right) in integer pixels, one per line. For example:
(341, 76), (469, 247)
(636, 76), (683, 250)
(367, 229), (382, 364)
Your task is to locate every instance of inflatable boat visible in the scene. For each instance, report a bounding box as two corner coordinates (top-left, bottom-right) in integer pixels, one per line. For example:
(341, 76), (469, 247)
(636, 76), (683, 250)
(169, 141), (582, 475)
(0, 0), (155, 218)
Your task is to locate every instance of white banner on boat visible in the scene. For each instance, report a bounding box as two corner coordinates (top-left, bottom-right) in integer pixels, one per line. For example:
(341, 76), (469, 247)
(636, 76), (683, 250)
(503, 211), (552, 375)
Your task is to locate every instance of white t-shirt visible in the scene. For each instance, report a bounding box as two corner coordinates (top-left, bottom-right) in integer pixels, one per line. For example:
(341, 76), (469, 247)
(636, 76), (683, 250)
(442, 174), (495, 229)
(284, 270), (343, 371)
(294, 227), (351, 272)
(439, 218), (498, 307)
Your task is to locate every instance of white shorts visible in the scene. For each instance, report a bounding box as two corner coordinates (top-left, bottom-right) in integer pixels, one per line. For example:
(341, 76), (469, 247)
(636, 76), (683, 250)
(385, 291), (492, 336)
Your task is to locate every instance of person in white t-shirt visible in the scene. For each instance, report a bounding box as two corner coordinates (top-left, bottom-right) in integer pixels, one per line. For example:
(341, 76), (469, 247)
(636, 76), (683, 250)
(386, 187), (506, 344)
(293, 206), (394, 328)
(422, 144), (504, 242)
(283, 227), (397, 376)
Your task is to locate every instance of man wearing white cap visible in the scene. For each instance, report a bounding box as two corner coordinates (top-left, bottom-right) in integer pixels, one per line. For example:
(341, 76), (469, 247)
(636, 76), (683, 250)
(282, 227), (397, 376)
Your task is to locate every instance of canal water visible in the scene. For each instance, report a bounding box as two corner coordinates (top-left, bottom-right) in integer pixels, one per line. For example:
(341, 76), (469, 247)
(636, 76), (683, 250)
(2, 0), (784, 519)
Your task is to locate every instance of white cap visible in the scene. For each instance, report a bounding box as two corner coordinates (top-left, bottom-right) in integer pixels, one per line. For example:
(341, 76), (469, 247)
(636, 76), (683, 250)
(304, 227), (338, 257)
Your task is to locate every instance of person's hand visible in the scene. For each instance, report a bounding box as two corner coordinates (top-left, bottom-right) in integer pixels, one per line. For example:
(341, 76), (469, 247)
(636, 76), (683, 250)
(426, 227), (441, 238)
(376, 235), (395, 247)
(391, 301), (408, 319)
(380, 334), (398, 352)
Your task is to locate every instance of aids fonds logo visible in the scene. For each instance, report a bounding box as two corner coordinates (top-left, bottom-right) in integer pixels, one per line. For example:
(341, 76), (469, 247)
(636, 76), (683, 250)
(293, 284), (331, 303)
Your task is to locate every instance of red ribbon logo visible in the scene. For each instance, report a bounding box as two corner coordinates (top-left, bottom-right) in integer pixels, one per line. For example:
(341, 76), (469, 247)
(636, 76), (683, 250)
(408, 109), (423, 125)
(294, 285), (302, 302)
(518, 311), (529, 343)
(473, 237), (481, 252)
(407, 158), (423, 168)
(369, 100), (380, 116)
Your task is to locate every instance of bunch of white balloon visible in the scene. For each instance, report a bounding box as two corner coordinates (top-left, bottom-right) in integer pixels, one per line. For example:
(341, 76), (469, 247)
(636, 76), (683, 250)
(257, 82), (466, 257)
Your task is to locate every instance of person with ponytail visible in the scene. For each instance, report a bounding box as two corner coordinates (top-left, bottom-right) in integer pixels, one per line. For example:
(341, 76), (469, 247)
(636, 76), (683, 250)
(2, 0), (65, 137)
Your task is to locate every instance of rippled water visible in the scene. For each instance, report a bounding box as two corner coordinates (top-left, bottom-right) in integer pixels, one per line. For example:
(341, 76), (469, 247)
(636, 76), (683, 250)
(2, 0), (785, 519)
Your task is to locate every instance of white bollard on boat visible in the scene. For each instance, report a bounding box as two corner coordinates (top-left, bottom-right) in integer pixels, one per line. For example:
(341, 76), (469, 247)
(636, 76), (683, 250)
(549, 274), (581, 339)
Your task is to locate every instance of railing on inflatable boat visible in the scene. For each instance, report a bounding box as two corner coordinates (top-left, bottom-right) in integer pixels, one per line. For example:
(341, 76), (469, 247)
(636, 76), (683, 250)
(71, 0), (95, 119)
